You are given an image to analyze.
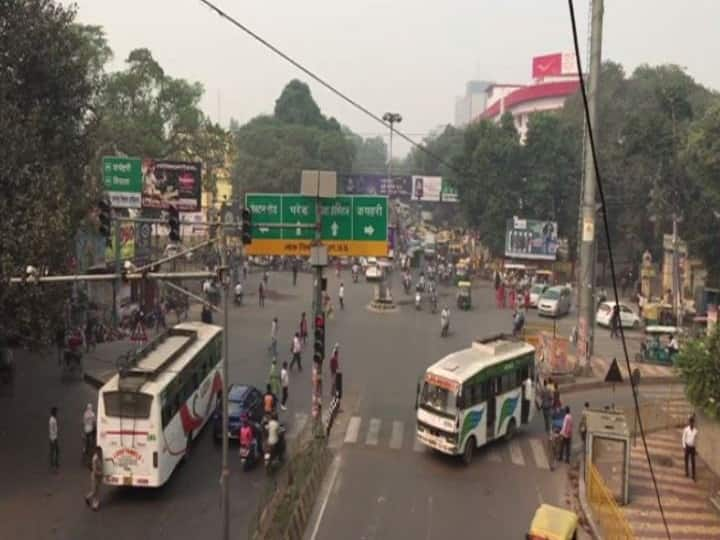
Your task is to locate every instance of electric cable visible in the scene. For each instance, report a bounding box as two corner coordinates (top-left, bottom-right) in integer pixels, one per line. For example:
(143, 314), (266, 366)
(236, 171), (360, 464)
(566, 1), (672, 537)
(196, 0), (471, 181)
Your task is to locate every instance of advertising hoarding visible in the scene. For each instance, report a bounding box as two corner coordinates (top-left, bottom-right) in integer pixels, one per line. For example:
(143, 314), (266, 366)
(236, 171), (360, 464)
(411, 176), (442, 202)
(142, 159), (202, 211)
(341, 174), (412, 198)
(532, 52), (578, 78)
(504, 217), (558, 260)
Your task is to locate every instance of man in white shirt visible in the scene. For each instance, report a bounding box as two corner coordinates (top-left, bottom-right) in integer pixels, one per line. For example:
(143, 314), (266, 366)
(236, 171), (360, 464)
(338, 283), (345, 310)
(268, 317), (278, 358)
(290, 332), (303, 371)
(682, 416), (698, 480)
(280, 361), (289, 410)
(49, 407), (59, 472)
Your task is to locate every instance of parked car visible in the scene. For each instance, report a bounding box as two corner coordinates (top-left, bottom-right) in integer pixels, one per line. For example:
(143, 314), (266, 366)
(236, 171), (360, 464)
(538, 286), (572, 318)
(365, 264), (384, 282)
(213, 384), (264, 442)
(528, 283), (549, 308)
(596, 301), (641, 329)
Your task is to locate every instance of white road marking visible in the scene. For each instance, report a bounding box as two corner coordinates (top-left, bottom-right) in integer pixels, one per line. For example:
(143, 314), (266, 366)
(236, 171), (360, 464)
(287, 412), (308, 440)
(344, 416), (362, 444)
(529, 438), (550, 470)
(509, 440), (525, 466)
(389, 421), (404, 450)
(308, 455), (342, 540)
(366, 418), (381, 446)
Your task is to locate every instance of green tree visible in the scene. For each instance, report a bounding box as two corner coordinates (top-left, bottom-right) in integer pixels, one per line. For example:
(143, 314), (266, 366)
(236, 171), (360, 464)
(274, 79), (325, 127)
(0, 0), (97, 344)
(676, 330), (720, 419)
(349, 135), (387, 173)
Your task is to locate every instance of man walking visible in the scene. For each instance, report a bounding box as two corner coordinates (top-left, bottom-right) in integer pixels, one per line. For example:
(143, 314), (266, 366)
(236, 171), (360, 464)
(560, 406), (573, 464)
(290, 332), (303, 371)
(269, 317), (278, 358)
(579, 401), (590, 448)
(280, 361), (289, 410)
(338, 282), (345, 310)
(329, 343), (340, 397)
(85, 446), (103, 510)
(682, 416), (698, 480)
(258, 281), (265, 308)
(292, 260), (298, 287)
(49, 407), (59, 472)
(299, 312), (308, 347)
(610, 304), (620, 339)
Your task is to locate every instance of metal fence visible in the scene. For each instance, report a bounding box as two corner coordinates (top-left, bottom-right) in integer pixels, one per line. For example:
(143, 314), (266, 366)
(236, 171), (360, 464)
(587, 462), (635, 539)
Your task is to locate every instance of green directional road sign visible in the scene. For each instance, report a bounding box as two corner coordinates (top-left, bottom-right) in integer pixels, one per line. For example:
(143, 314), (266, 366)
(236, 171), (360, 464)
(245, 194), (282, 239)
(102, 156), (142, 208)
(244, 193), (387, 256)
(282, 195), (316, 240)
(320, 196), (353, 241)
(353, 196), (388, 242)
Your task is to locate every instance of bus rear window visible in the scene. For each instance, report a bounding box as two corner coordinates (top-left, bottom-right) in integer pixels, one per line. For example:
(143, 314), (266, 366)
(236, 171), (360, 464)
(103, 391), (153, 419)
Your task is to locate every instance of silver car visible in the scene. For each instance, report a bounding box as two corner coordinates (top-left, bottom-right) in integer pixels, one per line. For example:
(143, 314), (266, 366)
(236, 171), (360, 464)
(538, 286), (572, 318)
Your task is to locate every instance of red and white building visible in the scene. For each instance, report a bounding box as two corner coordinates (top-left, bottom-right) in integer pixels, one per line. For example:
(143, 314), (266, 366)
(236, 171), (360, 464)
(476, 53), (581, 139)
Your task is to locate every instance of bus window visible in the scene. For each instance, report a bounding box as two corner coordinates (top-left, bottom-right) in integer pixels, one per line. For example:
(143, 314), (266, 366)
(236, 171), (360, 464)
(104, 391), (153, 419)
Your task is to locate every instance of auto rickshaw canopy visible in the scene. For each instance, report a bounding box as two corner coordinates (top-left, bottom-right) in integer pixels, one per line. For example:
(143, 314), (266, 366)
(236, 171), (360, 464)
(527, 504), (578, 540)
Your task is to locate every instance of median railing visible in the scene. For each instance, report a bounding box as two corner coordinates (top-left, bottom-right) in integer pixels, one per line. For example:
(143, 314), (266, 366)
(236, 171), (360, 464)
(587, 463), (635, 539)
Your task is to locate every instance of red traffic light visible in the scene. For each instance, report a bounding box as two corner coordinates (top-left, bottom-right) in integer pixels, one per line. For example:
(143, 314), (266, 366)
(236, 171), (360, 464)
(315, 314), (324, 329)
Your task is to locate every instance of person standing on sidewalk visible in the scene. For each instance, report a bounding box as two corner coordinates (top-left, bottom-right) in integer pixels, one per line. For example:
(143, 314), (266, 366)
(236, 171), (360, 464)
(329, 344), (340, 397)
(579, 402), (590, 449)
(338, 282), (345, 310)
(299, 312), (308, 347)
(290, 332), (303, 371)
(560, 406), (573, 464)
(49, 407), (59, 472)
(280, 361), (289, 410)
(85, 446), (103, 510)
(269, 317), (278, 358)
(682, 416), (698, 481)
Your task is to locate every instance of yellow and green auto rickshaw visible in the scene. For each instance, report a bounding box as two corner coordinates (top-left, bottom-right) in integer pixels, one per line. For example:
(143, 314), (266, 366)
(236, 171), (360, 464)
(456, 281), (472, 310)
(527, 504), (579, 540)
(635, 325), (681, 365)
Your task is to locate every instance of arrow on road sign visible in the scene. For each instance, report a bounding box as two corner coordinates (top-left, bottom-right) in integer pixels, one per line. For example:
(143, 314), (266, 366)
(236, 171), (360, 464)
(363, 225), (375, 236)
(259, 227), (270, 234)
(295, 222), (302, 236)
(331, 221), (339, 237)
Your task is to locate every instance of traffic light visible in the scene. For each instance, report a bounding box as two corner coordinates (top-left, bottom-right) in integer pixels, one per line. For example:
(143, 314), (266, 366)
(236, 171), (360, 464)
(98, 197), (112, 247)
(241, 207), (252, 245)
(313, 314), (325, 365)
(168, 205), (180, 243)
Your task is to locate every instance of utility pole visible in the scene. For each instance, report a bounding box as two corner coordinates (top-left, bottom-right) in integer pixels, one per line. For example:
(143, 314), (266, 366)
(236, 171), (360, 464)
(382, 112), (401, 296)
(219, 215), (230, 540)
(577, 0), (604, 372)
(672, 213), (683, 326)
(112, 217), (122, 326)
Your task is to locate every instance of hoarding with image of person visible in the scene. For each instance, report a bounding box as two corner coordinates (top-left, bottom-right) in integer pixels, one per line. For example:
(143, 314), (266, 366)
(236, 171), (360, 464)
(142, 159), (202, 211)
(505, 217), (558, 260)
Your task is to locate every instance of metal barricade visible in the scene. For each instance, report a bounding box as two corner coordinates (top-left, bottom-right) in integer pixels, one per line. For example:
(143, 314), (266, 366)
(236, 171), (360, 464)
(587, 463), (635, 539)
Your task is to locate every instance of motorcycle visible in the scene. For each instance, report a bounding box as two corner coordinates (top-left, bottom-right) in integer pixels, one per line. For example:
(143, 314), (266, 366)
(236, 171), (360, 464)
(352, 268), (359, 283)
(234, 291), (243, 306)
(415, 292), (422, 311)
(239, 440), (259, 471)
(264, 424), (287, 473)
(403, 275), (411, 295)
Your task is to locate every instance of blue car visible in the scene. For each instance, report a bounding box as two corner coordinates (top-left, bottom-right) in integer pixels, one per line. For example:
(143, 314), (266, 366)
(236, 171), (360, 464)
(213, 384), (264, 441)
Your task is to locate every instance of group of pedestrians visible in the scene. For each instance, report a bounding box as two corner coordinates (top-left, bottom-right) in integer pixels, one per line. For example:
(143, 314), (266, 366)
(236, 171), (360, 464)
(494, 271), (531, 312)
(538, 378), (575, 469)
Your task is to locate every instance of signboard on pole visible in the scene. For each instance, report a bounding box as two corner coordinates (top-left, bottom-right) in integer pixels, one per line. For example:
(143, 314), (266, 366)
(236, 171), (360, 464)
(141, 159), (202, 211)
(440, 180), (459, 203)
(102, 157), (142, 208)
(244, 194), (388, 257)
(504, 217), (558, 260)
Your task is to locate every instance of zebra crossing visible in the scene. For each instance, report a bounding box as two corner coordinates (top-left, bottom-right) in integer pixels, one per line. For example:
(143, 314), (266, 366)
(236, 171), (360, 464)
(340, 415), (558, 470)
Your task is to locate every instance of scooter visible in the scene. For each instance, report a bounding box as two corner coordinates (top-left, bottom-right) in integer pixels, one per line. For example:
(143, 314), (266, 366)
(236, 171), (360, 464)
(264, 425), (287, 473)
(239, 441), (258, 471)
(415, 292), (422, 311)
(234, 291), (243, 306)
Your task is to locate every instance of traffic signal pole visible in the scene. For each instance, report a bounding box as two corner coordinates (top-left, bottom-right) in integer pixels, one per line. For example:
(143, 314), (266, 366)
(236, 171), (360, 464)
(312, 192), (325, 437)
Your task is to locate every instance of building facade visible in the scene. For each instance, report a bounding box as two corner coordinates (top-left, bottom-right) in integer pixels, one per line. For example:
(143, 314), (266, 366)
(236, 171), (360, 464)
(454, 80), (493, 127)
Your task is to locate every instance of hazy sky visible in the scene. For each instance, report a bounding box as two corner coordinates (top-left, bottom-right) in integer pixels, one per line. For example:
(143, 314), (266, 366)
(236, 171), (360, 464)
(64, 0), (720, 156)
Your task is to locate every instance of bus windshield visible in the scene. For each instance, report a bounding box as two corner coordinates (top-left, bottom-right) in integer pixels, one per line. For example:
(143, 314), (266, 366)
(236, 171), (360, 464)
(103, 391), (153, 419)
(420, 382), (458, 418)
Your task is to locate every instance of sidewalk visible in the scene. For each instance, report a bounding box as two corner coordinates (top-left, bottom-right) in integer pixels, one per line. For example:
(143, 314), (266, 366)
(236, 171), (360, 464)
(623, 428), (720, 539)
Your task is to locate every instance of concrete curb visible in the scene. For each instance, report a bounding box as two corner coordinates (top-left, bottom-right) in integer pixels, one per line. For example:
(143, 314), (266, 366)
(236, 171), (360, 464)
(559, 375), (681, 396)
(365, 303), (399, 314)
(577, 457), (602, 540)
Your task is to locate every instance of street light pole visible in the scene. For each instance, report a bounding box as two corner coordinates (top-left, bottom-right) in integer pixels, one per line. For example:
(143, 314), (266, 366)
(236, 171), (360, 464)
(383, 112), (402, 295)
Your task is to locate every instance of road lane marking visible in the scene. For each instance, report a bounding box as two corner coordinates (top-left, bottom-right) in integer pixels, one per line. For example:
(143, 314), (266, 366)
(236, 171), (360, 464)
(389, 421), (404, 449)
(529, 438), (550, 470)
(366, 418), (381, 446)
(344, 416), (361, 444)
(509, 441), (525, 466)
(309, 455), (342, 540)
(287, 412), (308, 440)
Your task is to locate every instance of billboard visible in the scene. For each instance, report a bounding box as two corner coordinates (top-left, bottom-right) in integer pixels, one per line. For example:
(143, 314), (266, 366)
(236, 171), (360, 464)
(142, 159), (202, 211)
(505, 217), (558, 260)
(341, 174), (412, 198)
(411, 176), (442, 202)
(532, 52), (578, 78)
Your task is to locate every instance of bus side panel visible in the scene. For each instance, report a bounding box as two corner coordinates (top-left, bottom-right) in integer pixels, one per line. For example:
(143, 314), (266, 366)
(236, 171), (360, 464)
(495, 388), (522, 439)
(459, 402), (487, 450)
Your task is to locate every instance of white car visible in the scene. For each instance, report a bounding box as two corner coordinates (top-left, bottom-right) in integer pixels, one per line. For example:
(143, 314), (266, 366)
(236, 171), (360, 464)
(365, 264), (383, 281)
(538, 286), (572, 318)
(528, 284), (548, 308)
(596, 301), (641, 329)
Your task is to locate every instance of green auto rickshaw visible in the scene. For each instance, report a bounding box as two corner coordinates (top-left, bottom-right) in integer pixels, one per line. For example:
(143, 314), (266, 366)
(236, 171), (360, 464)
(457, 281), (472, 310)
(635, 325), (681, 365)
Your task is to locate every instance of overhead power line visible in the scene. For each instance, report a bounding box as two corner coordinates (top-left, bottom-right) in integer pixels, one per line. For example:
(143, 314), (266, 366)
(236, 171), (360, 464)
(196, 0), (468, 177)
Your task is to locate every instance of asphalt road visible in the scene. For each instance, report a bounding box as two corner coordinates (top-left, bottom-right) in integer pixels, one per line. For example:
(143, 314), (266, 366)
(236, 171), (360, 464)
(0, 266), (662, 540)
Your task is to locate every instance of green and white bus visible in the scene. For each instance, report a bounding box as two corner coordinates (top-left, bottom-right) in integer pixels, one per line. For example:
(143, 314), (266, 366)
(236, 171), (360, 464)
(415, 334), (536, 464)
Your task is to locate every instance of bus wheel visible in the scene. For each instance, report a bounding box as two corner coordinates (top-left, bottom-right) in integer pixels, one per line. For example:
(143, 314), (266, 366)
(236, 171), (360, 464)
(462, 437), (475, 465)
(505, 419), (517, 441)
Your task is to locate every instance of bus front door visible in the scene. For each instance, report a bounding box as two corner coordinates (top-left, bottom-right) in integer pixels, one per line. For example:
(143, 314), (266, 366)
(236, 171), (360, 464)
(484, 380), (495, 440)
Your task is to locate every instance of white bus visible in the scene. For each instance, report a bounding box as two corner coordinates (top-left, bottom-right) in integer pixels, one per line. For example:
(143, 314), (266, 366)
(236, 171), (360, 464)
(97, 322), (223, 487)
(415, 334), (536, 464)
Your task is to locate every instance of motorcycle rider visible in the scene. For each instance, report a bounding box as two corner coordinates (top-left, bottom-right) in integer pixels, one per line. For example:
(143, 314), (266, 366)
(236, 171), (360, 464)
(351, 262), (360, 282)
(440, 306), (450, 337)
(265, 412), (282, 464)
(234, 281), (243, 305)
(239, 414), (258, 463)
(418, 273), (426, 292)
(512, 309), (526, 337)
